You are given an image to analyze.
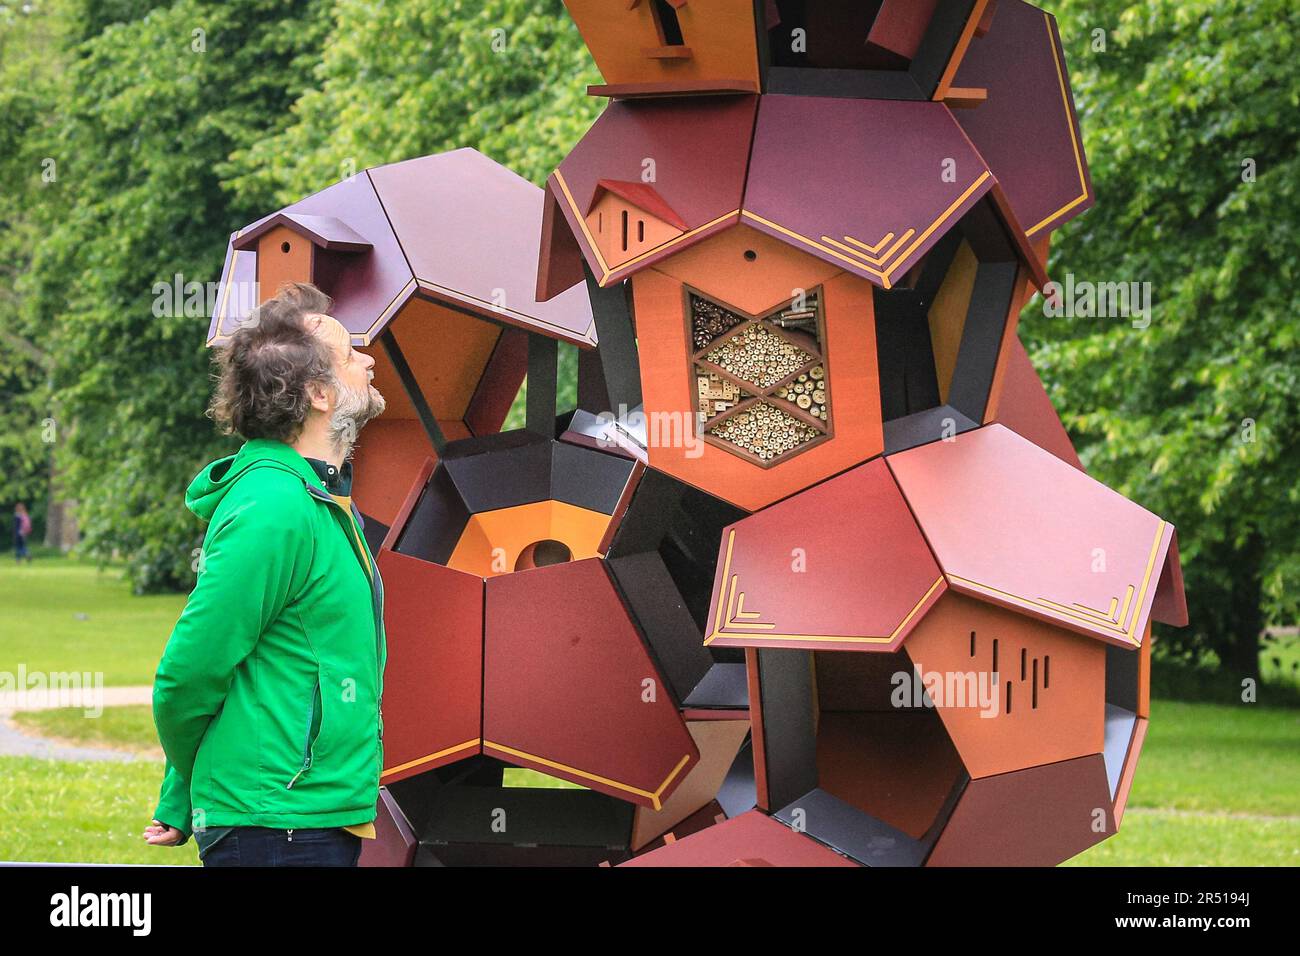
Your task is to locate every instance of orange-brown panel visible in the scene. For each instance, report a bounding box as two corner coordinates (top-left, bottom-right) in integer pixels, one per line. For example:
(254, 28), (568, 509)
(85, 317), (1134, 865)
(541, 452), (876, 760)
(815, 709), (965, 841)
(927, 239), (978, 404)
(369, 296), (503, 422)
(446, 500), (613, 578)
(563, 0), (761, 91)
(983, 262), (1037, 424)
(634, 267), (883, 511)
(653, 224), (844, 318)
(350, 418), (469, 527)
(903, 592), (1106, 779)
(987, 335), (1083, 470)
(630, 717), (751, 850)
(256, 225), (314, 301)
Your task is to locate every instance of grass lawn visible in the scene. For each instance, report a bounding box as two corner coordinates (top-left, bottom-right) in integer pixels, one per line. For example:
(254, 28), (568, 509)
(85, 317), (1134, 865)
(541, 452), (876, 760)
(1067, 699), (1300, 866)
(2, 697), (1295, 865)
(0, 554), (1295, 865)
(0, 756), (200, 866)
(0, 554), (185, 686)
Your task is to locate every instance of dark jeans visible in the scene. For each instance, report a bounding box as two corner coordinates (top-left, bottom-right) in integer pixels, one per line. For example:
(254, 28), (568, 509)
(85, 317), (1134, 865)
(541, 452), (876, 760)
(201, 826), (362, 867)
(14, 532), (29, 561)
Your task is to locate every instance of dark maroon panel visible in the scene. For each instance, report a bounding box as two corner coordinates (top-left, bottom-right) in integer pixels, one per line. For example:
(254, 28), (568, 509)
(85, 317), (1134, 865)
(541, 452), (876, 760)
(464, 327), (529, 438)
(704, 458), (945, 652)
(376, 550), (484, 785)
(993, 335), (1083, 470)
(868, 0), (940, 60)
(536, 188), (589, 303)
(620, 809), (859, 867)
(927, 753), (1113, 865)
(368, 148), (596, 345)
(744, 96), (993, 289)
(552, 95), (757, 281)
(1151, 531), (1188, 627)
(483, 558), (700, 809)
(359, 787), (418, 867)
(952, 0), (1093, 238)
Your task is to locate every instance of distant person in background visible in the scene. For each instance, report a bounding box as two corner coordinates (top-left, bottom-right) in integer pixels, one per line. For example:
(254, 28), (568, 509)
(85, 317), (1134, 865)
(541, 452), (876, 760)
(13, 503), (32, 564)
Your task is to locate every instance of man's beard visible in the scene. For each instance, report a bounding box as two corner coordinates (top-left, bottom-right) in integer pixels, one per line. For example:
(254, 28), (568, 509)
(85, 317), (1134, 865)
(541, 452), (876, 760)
(327, 377), (386, 455)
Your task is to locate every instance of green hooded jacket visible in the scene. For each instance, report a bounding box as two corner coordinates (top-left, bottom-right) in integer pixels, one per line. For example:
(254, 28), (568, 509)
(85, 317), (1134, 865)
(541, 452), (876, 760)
(151, 438), (386, 841)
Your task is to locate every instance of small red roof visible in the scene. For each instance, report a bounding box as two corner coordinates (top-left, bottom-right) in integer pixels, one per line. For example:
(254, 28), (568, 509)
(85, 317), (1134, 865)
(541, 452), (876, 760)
(207, 171), (411, 346)
(588, 179), (688, 231)
(231, 212), (371, 252)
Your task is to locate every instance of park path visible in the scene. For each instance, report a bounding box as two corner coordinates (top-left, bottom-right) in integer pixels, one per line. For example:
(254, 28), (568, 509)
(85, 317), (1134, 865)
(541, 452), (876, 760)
(0, 685), (159, 762)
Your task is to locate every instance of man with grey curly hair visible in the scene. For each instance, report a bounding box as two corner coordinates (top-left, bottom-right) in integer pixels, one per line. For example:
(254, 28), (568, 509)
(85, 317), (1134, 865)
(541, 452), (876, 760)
(143, 281), (389, 866)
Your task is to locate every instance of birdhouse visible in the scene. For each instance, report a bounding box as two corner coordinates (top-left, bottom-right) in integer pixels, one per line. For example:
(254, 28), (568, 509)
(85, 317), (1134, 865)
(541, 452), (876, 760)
(541, 92), (1048, 510)
(699, 425), (1186, 865)
(207, 148), (596, 535)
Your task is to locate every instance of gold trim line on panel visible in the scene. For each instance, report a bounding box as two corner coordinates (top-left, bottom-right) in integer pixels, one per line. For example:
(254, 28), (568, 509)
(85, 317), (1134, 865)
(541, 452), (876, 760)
(381, 737), (481, 779)
(1025, 11), (1089, 236)
(704, 530), (945, 645)
(944, 520), (1167, 646)
(482, 741), (692, 812)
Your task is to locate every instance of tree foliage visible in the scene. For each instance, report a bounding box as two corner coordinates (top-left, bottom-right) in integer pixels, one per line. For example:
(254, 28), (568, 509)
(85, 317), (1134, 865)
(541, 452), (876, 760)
(11, 0), (331, 588)
(1031, 0), (1300, 675)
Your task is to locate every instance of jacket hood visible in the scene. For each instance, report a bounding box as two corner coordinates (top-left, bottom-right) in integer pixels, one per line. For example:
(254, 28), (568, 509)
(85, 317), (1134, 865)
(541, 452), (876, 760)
(186, 438), (326, 522)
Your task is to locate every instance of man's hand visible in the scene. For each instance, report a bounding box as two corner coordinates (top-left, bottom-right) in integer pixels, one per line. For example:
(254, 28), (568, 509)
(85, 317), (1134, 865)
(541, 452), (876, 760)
(143, 819), (184, 846)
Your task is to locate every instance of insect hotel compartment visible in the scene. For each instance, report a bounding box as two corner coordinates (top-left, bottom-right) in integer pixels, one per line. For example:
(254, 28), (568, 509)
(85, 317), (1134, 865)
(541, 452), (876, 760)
(689, 289), (831, 466)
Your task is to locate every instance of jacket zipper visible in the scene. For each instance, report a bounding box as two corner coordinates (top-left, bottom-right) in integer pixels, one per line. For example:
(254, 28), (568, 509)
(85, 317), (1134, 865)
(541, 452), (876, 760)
(286, 679), (320, 789)
(309, 487), (384, 755)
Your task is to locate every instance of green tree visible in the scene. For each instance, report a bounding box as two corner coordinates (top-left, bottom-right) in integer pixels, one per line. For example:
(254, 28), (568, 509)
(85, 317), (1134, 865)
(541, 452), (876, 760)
(225, 0), (600, 202)
(18, 0), (330, 589)
(0, 0), (73, 541)
(1030, 0), (1300, 683)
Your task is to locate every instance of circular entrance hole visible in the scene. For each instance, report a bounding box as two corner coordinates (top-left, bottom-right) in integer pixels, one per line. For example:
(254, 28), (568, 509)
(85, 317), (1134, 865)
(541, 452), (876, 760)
(514, 539), (573, 571)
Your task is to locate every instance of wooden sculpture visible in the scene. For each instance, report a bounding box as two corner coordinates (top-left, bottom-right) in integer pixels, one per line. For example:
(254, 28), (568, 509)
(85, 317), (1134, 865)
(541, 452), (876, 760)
(204, 0), (1187, 867)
